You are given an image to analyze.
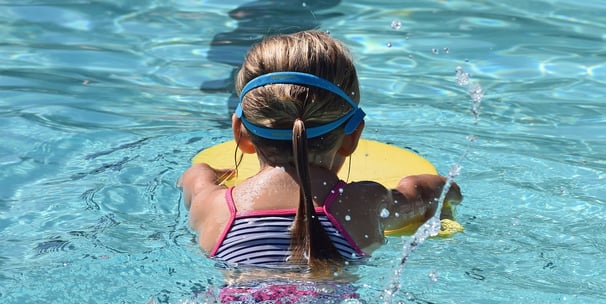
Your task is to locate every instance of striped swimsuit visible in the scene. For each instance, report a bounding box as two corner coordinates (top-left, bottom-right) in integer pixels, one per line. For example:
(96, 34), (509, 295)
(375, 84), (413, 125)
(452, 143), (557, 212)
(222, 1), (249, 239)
(210, 181), (368, 266)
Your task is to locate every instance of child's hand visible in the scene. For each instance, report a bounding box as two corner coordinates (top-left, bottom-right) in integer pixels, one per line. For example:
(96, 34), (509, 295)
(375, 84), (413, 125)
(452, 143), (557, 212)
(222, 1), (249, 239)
(396, 174), (462, 219)
(203, 164), (236, 185)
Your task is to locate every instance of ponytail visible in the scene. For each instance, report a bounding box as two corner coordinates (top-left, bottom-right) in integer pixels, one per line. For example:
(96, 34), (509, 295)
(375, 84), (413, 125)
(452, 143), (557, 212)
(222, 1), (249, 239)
(290, 119), (343, 270)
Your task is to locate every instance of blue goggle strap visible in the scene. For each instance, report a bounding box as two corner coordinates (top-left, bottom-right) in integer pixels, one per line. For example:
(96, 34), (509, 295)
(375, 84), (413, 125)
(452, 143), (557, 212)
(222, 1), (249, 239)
(236, 72), (365, 140)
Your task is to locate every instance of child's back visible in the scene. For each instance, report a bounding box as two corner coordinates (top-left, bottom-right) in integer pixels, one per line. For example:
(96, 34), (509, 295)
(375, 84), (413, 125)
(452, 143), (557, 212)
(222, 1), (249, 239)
(180, 30), (462, 275)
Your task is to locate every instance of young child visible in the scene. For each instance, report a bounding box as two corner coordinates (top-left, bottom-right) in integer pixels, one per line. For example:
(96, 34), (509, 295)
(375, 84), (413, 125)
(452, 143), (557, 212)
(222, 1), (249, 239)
(180, 30), (462, 279)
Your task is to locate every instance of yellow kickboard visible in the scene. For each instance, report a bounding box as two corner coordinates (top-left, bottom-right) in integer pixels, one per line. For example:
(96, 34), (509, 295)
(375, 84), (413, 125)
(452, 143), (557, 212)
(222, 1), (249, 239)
(192, 139), (437, 187)
(191, 138), (462, 236)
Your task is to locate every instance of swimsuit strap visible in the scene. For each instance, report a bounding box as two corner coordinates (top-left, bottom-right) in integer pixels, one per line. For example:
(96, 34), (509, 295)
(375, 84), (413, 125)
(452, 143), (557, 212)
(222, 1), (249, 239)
(322, 180), (347, 207)
(210, 187), (238, 257)
(212, 183), (368, 258)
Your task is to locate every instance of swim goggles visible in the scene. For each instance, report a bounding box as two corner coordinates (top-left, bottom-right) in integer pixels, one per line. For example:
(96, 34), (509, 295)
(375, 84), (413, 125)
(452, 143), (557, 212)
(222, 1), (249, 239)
(235, 72), (365, 140)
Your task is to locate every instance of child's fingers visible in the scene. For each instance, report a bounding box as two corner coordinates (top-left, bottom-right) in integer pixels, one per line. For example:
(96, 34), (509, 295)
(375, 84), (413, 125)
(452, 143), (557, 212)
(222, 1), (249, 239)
(445, 181), (463, 205)
(214, 168), (236, 183)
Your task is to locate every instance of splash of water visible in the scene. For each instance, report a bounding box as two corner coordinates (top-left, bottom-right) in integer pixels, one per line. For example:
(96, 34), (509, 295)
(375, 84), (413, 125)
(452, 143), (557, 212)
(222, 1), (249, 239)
(382, 65), (483, 302)
(383, 162), (461, 302)
(456, 66), (483, 122)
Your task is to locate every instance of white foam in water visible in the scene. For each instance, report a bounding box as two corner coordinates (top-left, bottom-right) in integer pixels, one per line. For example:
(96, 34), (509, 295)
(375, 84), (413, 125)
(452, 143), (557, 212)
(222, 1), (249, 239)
(383, 65), (484, 302)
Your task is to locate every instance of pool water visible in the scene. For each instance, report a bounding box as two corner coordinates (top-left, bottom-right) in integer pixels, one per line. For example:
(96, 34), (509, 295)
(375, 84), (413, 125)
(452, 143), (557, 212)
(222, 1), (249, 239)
(1, 0), (605, 303)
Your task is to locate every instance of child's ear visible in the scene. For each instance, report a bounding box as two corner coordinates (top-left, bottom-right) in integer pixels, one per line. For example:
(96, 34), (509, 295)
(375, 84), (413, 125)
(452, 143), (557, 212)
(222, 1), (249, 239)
(232, 114), (256, 154)
(338, 120), (365, 156)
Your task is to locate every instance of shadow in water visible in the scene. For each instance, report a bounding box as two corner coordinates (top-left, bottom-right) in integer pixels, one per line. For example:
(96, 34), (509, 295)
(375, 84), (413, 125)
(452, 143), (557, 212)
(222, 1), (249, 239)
(199, 0), (343, 120)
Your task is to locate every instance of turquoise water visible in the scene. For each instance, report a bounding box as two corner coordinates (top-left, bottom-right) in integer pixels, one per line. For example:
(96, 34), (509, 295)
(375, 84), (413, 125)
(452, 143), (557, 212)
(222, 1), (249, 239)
(1, 0), (605, 303)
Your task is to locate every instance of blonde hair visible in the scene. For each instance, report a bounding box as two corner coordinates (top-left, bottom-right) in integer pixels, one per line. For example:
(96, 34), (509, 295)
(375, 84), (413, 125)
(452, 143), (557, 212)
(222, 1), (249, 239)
(235, 30), (360, 270)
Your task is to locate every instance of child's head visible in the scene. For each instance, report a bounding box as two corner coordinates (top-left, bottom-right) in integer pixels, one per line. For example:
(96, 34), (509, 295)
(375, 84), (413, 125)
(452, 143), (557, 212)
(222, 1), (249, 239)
(233, 30), (364, 270)
(234, 30), (362, 167)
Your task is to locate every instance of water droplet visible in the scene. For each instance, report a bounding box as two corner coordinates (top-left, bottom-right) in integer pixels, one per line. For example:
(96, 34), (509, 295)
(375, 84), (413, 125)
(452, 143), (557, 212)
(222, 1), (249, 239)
(345, 215), (351, 221)
(380, 208), (390, 218)
(386, 42), (392, 48)
(302, 2), (307, 7)
(390, 20), (402, 30)
(393, 200), (399, 204)
(432, 48), (439, 54)
(338, 188), (344, 194)
(394, 212), (400, 218)
(323, 181), (327, 186)
(443, 47), (449, 54)
(455, 66), (470, 86)
(364, 234), (369, 239)
(468, 82), (484, 104)
(428, 270), (439, 282)
(512, 218), (520, 226)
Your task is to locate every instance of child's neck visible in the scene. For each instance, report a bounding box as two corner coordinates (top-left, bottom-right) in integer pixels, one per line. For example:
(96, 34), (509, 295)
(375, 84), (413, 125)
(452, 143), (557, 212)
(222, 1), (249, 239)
(238, 164), (341, 207)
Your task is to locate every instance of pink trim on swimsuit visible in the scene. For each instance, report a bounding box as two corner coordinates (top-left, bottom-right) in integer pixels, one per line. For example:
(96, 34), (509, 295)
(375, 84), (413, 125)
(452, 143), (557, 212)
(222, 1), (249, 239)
(210, 182), (369, 258)
(209, 187), (237, 256)
(321, 180), (368, 257)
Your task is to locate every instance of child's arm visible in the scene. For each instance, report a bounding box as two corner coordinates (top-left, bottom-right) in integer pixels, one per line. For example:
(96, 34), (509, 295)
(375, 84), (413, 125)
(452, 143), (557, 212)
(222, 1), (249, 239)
(382, 174), (462, 232)
(178, 163), (233, 210)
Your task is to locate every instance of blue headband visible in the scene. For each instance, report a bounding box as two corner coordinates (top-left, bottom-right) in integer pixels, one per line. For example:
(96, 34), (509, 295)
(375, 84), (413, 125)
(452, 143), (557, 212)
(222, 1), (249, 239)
(235, 72), (365, 140)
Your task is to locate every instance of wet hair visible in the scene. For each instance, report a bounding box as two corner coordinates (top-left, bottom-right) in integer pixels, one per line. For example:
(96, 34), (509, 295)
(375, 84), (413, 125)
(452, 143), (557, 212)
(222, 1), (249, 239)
(235, 30), (360, 270)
